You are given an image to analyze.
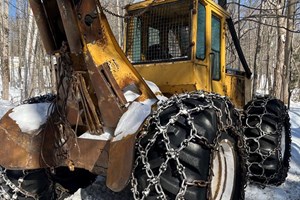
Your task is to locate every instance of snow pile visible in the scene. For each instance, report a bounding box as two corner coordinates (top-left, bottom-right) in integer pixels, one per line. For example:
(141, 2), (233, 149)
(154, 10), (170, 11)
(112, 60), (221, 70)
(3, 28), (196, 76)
(79, 131), (113, 141)
(113, 80), (167, 141)
(145, 80), (168, 102)
(8, 103), (53, 134)
(113, 99), (156, 141)
(132, 0), (144, 3)
(123, 84), (141, 103)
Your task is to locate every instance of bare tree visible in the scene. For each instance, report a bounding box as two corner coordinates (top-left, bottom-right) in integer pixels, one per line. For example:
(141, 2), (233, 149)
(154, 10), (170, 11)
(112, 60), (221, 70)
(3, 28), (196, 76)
(273, 1), (286, 100)
(1, 0), (10, 100)
(283, 0), (296, 105)
(23, 7), (34, 100)
(252, 1), (263, 98)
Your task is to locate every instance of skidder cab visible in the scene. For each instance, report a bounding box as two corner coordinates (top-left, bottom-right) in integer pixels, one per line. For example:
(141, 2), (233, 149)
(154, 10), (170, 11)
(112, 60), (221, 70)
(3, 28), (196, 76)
(0, 0), (291, 199)
(125, 0), (252, 108)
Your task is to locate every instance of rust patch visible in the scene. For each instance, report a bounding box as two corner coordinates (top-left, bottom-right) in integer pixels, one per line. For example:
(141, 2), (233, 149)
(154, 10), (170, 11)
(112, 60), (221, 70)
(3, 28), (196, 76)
(0, 108), (110, 173)
(85, 51), (127, 128)
(0, 110), (44, 169)
(29, 0), (56, 53)
(106, 134), (137, 192)
(56, 0), (82, 53)
(76, 0), (107, 44)
(71, 138), (109, 173)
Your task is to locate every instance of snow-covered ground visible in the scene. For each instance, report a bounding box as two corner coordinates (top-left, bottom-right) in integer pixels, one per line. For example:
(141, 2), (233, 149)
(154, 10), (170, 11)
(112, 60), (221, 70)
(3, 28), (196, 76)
(0, 101), (299, 199)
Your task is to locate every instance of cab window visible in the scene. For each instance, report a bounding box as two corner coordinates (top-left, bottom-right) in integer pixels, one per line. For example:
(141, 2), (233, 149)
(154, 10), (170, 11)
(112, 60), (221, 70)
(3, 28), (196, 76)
(196, 3), (206, 60)
(211, 15), (221, 80)
(132, 17), (142, 62)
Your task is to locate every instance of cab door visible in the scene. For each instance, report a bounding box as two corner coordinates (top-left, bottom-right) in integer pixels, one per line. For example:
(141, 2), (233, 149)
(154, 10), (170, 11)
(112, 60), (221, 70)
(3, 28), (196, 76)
(210, 13), (225, 94)
(194, 1), (227, 94)
(194, 1), (209, 91)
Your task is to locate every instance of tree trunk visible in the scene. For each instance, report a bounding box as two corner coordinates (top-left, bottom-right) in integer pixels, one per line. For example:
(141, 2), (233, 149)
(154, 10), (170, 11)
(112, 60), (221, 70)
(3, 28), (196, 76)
(17, 0), (24, 89)
(24, 8), (34, 100)
(252, 1), (263, 98)
(283, 0), (296, 105)
(28, 23), (39, 98)
(266, 24), (274, 95)
(273, 1), (286, 100)
(117, 0), (122, 46)
(237, 0), (241, 70)
(1, 0), (10, 100)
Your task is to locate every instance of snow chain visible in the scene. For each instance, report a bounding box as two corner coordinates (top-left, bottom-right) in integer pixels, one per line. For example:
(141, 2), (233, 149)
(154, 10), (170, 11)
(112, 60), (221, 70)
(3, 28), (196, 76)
(100, 0), (157, 19)
(0, 167), (41, 200)
(131, 91), (246, 200)
(243, 96), (291, 186)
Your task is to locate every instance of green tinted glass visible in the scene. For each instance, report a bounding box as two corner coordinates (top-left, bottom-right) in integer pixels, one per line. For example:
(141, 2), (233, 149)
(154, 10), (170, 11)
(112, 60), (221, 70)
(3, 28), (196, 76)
(196, 3), (206, 60)
(211, 16), (221, 80)
(132, 17), (141, 62)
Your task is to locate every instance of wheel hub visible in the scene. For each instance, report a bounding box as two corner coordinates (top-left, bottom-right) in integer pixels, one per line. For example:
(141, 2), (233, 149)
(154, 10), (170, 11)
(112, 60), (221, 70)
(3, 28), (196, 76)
(210, 139), (236, 200)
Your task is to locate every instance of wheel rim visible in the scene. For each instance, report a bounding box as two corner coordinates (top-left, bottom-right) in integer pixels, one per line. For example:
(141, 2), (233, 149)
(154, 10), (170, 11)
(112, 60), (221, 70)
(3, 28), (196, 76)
(280, 125), (286, 160)
(210, 139), (236, 200)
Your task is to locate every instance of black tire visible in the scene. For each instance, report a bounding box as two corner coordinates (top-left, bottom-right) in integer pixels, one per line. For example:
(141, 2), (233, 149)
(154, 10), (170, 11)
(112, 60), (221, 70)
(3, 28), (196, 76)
(243, 96), (291, 185)
(131, 92), (246, 200)
(50, 167), (97, 195)
(0, 167), (55, 200)
(0, 167), (97, 200)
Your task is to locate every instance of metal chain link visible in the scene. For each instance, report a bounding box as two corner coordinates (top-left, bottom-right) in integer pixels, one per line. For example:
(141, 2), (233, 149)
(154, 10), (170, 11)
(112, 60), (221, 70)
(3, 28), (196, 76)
(100, 0), (157, 19)
(243, 96), (290, 186)
(0, 167), (38, 199)
(131, 91), (246, 200)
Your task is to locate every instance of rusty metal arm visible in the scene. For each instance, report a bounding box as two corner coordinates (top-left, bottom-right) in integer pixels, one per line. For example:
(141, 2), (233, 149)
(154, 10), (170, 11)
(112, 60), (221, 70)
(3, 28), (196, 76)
(27, 0), (158, 192)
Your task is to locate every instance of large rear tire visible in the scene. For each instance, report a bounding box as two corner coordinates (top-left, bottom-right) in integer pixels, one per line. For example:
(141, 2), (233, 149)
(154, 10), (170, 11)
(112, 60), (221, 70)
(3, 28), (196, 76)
(243, 96), (291, 185)
(0, 167), (55, 200)
(0, 167), (97, 200)
(131, 92), (246, 200)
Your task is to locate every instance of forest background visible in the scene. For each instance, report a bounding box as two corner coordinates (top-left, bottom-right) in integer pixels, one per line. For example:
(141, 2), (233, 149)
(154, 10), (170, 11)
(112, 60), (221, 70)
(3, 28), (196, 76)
(0, 0), (299, 104)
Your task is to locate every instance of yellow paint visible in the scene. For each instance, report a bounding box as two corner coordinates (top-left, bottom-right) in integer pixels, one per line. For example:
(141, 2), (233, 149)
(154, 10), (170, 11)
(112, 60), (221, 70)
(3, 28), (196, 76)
(81, 10), (157, 102)
(125, 0), (246, 108)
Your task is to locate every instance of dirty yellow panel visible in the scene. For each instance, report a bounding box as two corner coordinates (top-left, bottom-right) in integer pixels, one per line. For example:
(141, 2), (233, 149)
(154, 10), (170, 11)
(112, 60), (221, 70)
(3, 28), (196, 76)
(135, 61), (197, 94)
(225, 74), (246, 108)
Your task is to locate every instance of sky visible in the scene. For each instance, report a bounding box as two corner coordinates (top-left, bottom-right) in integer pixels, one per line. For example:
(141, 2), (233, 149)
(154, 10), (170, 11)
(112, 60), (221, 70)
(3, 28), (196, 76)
(8, 0), (24, 18)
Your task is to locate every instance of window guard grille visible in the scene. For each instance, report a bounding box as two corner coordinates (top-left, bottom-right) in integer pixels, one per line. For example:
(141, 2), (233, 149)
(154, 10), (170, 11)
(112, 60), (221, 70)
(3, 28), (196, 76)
(126, 1), (192, 64)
